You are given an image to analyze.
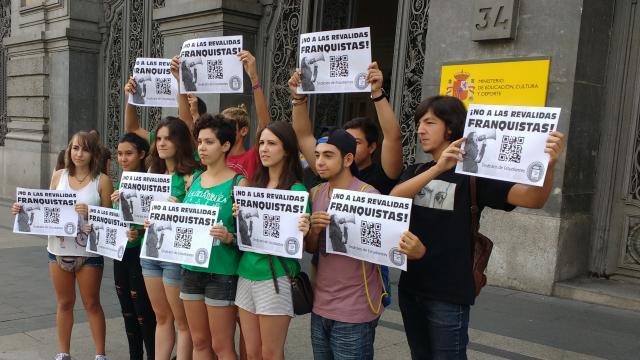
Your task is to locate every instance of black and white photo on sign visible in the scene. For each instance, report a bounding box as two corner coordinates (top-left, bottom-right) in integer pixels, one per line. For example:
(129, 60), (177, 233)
(298, 27), (371, 94)
(118, 172), (172, 225)
(327, 189), (411, 270)
(178, 36), (243, 94)
(128, 58), (178, 108)
(140, 201), (218, 267)
(13, 187), (78, 237)
(455, 104), (560, 186)
(414, 180), (457, 211)
(233, 186), (308, 259)
(87, 206), (129, 261)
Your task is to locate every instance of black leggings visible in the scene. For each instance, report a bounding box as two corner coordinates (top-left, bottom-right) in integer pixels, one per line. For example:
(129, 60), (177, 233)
(114, 245), (157, 360)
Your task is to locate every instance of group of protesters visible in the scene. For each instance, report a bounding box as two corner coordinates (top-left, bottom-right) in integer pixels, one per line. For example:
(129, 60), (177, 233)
(10, 47), (564, 360)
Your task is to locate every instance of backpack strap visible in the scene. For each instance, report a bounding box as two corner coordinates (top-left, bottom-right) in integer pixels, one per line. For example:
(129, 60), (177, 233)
(310, 183), (324, 202)
(470, 176), (479, 234)
(358, 183), (371, 193)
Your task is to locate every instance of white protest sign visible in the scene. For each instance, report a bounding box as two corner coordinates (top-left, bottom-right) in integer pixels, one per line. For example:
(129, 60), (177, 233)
(233, 186), (308, 259)
(298, 27), (371, 94)
(118, 172), (172, 225)
(455, 104), (560, 186)
(327, 189), (411, 270)
(179, 36), (243, 94)
(13, 187), (78, 237)
(87, 206), (129, 260)
(128, 57), (178, 108)
(140, 201), (218, 267)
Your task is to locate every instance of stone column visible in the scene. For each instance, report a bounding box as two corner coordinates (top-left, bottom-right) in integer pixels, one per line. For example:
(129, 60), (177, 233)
(0, 0), (102, 198)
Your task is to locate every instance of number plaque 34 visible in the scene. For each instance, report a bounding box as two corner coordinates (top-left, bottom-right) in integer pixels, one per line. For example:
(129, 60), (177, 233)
(472, 0), (519, 41)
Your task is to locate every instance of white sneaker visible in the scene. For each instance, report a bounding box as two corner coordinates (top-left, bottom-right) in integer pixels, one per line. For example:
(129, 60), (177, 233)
(54, 353), (71, 360)
(95, 356), (107, 360)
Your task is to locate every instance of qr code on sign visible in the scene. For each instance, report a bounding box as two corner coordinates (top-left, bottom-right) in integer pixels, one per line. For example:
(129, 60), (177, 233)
(498, 135), (525, 163)
(44, 207), (60, 224)
(207, 59), (223, 80)
(360, 220), (382, 248)
(174, 227), (192, 249)
(140, 195), (153, 214)
(262, 214), (280, 238)
(105, 228), (117, 246)
(155, 78), (172, 95)
(330, 55), (349, 77)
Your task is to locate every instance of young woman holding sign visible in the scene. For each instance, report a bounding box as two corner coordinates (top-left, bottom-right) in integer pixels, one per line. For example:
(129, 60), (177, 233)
(12, 131), (113, 360)
(234, 121), (310, 360)
(142, 117), (200, 360)
(179, 114), (248, 360)
(109, 133), (157, 360)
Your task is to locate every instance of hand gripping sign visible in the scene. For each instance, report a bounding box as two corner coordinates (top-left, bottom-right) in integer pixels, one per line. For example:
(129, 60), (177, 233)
(298, 27), (371, 94)
(14, 187), (78, 237)
(327, 189), (411, 270)
(233, 186), (309, 259)
(87, 206), (129, 261)
(455, 104), (560, 186)
(179, 36), (243, 94)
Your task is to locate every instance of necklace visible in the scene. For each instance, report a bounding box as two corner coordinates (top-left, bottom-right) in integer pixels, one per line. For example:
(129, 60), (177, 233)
(75, 172), (89, 183)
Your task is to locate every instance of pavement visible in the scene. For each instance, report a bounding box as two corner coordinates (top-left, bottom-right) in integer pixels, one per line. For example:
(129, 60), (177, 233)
(0, 199), (639, 360)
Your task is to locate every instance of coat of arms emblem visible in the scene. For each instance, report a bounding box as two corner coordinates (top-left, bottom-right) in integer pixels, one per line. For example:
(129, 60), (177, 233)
(446, 70), (475, 101)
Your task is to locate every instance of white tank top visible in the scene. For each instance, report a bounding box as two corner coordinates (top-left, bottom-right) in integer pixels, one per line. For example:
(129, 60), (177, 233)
(47, 169), (102, 257)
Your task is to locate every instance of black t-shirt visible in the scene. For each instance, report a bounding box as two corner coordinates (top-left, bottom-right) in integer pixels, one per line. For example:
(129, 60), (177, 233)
(359, 162), (397, 195)
(398, 162), (515, 305)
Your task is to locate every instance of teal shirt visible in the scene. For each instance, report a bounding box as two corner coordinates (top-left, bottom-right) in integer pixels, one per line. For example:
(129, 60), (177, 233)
(182, 174), (244, 275)
(237, 183), (310, 281)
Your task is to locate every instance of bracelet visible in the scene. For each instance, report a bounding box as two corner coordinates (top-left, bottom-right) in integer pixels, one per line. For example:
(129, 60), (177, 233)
(292, 97), (308, 106)
(371, 89), (387, 102)
(252, 82), (262, 90)
(292, 95), (307, 101)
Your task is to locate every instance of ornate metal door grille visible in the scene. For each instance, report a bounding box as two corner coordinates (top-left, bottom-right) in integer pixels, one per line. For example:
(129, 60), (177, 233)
(0, 0), (10, 146)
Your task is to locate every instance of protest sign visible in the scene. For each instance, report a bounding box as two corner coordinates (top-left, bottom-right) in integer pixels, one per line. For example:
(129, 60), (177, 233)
(327, 189), (411, 270)
(140, 201), (218, 267)
(233, 186), (308, 259)
(455, 104), (560, 186)
(13, 187), (78, 237)
(179, 36), (243, 94)
(87, 206), (129, 260)
(297, 27), (371, 94)
(118, 172), (172, 225)
(128, 58), (178, 107)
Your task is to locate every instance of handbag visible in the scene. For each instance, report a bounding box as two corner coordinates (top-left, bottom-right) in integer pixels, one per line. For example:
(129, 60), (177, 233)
(268, 255), (314, 315)
(470, 176), (493, 297)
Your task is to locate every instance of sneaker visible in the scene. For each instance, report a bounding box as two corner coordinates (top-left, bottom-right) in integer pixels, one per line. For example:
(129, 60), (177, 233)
(54, 354), (71, 360)
(95, 356), (107, 360)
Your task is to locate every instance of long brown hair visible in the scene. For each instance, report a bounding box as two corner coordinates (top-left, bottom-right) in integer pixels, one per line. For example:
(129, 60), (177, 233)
(146, 116), (199, 175)
(65, 131), (102, 179)
(252, 121), (303, 190)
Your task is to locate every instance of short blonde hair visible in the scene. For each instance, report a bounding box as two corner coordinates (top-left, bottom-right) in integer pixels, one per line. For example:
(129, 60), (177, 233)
(222, 103), (250, 129)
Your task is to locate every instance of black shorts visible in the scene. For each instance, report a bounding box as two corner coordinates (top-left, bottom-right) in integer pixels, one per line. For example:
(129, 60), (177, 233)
(179, 269), (238, 307)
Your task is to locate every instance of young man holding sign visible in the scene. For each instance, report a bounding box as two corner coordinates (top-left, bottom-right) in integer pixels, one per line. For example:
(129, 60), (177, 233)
(305, 128), (385, 360)
(390, 96), (565, 359)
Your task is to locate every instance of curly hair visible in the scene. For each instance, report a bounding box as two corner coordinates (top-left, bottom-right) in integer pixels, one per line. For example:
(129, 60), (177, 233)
(222, 103), (250, 129)
(193, 113), (237, 157)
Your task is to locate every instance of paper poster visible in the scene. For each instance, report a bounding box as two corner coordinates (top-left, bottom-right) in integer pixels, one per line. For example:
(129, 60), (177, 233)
(455, 104), (560, 186)
(118, 172), (172, 225)
(128, 57), (179, 107)
(179, 36), (243, 94)
(140, 201), (218, 267)
(327, 189), (411, 270)
(13, 187), (78, 237)
(298, 27), (371, 94)
(87, 206), (129, 260)
(233, 186), (308, 259)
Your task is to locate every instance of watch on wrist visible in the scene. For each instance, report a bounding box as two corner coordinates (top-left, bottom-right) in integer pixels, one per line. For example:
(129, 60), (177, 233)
(371, 88), (387, 102)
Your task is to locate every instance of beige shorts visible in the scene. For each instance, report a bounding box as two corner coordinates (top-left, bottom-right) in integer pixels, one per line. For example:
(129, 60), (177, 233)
(235, 276), (294, 317)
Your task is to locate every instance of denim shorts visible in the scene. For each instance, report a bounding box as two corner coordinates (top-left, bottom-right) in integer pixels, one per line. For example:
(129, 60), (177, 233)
(47, 252), (104, 269)
(179, 268), (238, 307)
(139, 258), (182, 287)
(311, 312), (379, 360)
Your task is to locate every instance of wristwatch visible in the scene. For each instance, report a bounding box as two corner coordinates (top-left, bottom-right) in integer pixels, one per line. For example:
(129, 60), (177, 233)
(371, 88), (387, 102)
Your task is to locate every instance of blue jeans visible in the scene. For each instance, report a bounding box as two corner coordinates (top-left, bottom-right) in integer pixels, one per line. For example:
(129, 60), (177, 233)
(399, 289), (470, 360)
(310, 312), (378, 360)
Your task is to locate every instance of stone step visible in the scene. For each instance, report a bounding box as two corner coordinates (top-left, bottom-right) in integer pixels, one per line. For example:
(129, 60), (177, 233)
(553, 276), (640, 312)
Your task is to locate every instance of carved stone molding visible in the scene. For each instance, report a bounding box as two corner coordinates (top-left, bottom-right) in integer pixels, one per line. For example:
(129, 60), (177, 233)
(0, 0), (11, 146)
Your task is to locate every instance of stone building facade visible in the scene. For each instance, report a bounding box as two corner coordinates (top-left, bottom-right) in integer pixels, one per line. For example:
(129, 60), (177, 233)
(0, 0), (638, 308)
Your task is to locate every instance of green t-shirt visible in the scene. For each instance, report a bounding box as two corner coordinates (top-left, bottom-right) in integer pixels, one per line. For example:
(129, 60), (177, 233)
(237, 183), (310, 281)
(182, 173), (244, 275)
(114, 181), (144, 248)
(149, 130), (200, 162)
